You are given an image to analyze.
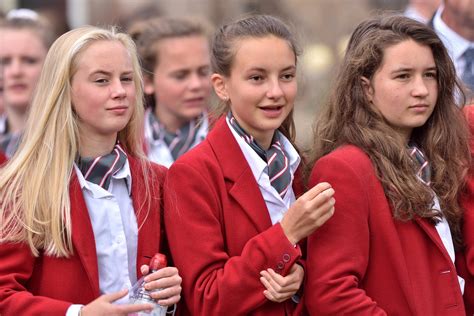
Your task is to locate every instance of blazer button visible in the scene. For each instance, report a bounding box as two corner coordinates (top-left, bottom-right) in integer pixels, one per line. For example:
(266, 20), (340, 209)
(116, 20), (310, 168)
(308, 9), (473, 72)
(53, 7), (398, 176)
(283, 254), (291, 262)
(276, 261), (284, 270)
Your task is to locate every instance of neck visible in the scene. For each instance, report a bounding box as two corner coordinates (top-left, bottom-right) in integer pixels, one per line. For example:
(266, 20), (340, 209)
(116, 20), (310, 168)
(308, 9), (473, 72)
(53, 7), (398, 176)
(78, 132), (117, 158)
(254, 132), (274, 150)
(442, 7), (474, 41)
(154, 106), (189, 133)
(5, 106), (28, 133)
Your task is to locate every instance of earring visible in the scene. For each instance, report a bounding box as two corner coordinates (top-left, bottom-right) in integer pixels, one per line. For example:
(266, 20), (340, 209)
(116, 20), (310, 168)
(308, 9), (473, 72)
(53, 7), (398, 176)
(223, 96), (229, 102)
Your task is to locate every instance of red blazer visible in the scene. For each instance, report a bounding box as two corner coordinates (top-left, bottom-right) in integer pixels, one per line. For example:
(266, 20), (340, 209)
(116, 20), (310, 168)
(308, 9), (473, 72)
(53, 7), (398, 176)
(306, 145), (468, 316)
(0, 151), (7, 165)
(461, 105), (474, 314)
(164, 117), (305, 316)
(0, 156), (166, 315)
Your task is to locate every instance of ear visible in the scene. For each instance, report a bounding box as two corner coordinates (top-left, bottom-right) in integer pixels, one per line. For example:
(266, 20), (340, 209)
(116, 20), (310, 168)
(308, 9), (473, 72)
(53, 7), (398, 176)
(361, 76), (373, 102)
(211, 73), (229, 101)
(144, 75), (155, 95)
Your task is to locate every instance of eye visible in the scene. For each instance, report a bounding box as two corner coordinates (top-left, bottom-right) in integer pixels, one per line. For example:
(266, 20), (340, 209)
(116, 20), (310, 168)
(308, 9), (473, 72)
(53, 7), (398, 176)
(173, 71), (188, 80)
(249, 75), (263, 82)
(198, 67), (211, 77)
(121, 76), (133, 82)
(395, 73), (410, 80)
(94, 78), (108, 84)
(281, 73), (295, 81)
(23, 57), (39, 65)
(424, 71), (437, 79)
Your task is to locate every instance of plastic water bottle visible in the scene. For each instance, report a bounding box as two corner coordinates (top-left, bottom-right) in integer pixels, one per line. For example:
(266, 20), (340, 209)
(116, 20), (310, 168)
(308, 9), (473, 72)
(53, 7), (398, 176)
(128, 253), (168, 316)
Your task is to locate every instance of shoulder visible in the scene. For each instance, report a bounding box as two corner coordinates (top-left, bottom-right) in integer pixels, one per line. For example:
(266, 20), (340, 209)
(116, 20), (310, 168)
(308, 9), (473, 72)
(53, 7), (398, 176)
(311, 145), (377, 182)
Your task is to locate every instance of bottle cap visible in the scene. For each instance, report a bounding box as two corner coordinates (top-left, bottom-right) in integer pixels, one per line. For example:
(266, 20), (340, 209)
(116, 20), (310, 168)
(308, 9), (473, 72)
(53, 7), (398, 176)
(149, 253), (167, 271)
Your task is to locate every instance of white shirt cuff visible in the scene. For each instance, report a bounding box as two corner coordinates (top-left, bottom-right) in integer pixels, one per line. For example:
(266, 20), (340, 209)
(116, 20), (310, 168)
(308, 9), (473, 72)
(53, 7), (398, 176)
(66, 304), (84, 316)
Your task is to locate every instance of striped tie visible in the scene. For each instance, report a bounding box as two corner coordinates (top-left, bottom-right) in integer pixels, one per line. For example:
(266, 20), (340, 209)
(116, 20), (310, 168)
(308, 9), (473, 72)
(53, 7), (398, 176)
(147, 110), (198, 160)
(77, 143), (127, 190)
(227, 112), (291, 197)
(408, 145), (431, 186)
(462, 47), (474, 93)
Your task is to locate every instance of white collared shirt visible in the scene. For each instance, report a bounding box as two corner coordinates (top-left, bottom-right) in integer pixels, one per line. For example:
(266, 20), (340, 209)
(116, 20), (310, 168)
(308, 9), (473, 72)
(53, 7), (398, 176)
(432, 195), (465, 294)
(144, 108), (209, 168)
(226, 117), (301, 225)
(67, 159), (138, 316)
(433, 6), (474, 77)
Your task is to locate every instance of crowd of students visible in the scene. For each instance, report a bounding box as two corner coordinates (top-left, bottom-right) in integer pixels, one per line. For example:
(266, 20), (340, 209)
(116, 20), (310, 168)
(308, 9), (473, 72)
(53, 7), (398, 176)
(0, 6), (473, 316)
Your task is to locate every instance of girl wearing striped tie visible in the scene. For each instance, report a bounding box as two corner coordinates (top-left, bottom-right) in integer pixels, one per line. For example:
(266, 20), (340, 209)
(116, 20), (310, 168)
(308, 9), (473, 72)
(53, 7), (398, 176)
(164, 15), (335, 315)
(305, 15), (473, 315)
(128, 16), (212, 168)
(0, 26), (182, 315)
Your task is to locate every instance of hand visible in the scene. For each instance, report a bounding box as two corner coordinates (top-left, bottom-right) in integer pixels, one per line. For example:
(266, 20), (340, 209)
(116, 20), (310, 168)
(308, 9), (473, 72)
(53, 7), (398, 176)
(259, 264), (304, 303)
(140, 265), (182, 306)
(81, 289), (153, 316)
(280, 182), (335, 244)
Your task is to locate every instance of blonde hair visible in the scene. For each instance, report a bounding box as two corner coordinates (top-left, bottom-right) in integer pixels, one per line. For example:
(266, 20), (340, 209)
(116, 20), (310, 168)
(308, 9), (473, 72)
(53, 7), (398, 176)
(0, 25), (147, 257)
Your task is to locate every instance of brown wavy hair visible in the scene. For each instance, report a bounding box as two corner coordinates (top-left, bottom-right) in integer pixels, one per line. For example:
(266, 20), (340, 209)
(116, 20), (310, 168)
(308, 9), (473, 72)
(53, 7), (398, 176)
(309, 14), (470, 247)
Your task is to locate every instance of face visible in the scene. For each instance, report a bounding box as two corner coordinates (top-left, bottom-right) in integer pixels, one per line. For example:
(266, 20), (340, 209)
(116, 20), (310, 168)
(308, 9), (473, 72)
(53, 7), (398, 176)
(363, 39), (438, 142)
(213, 35), (297, 149)
(0, 29), (47, 112)
(445, 0), (474, 27)
(146, 35), (211, 132)
(71, 40), (136, 142)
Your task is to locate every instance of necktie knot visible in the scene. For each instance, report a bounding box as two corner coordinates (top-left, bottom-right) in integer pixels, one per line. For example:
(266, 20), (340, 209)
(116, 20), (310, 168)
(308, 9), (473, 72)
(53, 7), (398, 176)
(77, 143), (127, 190)
(148, 110), (198, 160)
(227, 112), (292, 197)
(408, 145), (431, 186)
(462, 47), (474, 92)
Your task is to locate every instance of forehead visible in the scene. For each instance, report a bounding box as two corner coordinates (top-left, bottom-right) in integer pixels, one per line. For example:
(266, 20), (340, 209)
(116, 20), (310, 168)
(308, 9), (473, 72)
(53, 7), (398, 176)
(379, 39), (434, 69)
(231, 35), (295, 70)
(75, 40), (132, 71)
(0, 28), (47, 56)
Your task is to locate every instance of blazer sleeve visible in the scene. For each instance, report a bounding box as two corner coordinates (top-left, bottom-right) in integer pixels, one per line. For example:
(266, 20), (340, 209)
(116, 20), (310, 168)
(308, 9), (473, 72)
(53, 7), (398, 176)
(164, 161), (302, 315)
(0, 242), (71, 315)
(305, 153), (387, 315)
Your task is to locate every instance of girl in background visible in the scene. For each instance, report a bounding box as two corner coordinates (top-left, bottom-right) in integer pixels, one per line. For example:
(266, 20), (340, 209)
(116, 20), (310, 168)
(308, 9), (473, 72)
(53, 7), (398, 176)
(0, 9), (55, 158)
(0, 26), (181, 315)
(164, 15), (335, 315)
(129, 16), (212, 167)
(305, 15), (472, 315)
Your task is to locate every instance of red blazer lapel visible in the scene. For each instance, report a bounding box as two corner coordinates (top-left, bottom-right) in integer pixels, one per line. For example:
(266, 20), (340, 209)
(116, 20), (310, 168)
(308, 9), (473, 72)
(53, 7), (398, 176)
(129, 156), (161, 274)
(208, 117), (272, 233)
(414, 216), (456, 265)
(69, 173), (101, 298)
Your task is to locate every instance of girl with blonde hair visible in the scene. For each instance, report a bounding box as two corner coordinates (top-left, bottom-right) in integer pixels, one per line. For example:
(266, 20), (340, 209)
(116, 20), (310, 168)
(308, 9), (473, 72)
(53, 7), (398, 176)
(0, 25), (181, 316)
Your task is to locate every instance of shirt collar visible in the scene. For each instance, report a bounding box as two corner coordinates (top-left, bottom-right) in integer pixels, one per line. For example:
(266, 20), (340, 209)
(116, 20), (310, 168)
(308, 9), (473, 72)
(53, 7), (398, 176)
(226, 116), (300, 182)
(74, 157), (132, 198)
(433, 6), (473, 62)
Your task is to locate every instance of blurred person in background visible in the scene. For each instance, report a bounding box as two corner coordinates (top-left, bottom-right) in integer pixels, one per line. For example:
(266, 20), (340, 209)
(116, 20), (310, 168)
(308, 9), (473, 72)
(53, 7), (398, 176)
(404, 0), (441, 23)
(129, 16), (213, 168)
(0, 8), (55, 159)
(431, 0), (474, 100)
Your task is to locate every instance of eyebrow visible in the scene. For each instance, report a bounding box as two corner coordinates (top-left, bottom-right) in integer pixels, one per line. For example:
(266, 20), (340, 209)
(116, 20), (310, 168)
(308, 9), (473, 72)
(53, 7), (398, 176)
(391, 66), (437, 73)
(88, 69), (134, 76)
(248, 65), (296, 72)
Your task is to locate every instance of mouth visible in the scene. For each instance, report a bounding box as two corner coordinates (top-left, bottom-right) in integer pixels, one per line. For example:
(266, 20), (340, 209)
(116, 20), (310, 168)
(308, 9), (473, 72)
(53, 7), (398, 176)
(107, 106), (129, 114)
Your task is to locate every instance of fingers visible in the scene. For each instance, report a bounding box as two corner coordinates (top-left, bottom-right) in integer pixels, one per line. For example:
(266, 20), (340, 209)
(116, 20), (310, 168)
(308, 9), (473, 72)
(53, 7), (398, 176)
(144, 267), (179, 282)
(260, 268), (300, 303)
(303, 182), (333, 200)
(140, 264), (150, 276)
(114, 303), (154, 315)
(143, 267), (182, 306)
(100, 289), (129, 303)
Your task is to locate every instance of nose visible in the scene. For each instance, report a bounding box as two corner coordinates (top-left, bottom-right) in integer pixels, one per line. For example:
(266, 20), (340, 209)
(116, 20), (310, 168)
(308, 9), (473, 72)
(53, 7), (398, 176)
(411, 75), (429, 98)
(5, 58), (23, 77)
(189, 73), (207, 90)
(111, 80), (126, 99)
(266, 78), (284, 99)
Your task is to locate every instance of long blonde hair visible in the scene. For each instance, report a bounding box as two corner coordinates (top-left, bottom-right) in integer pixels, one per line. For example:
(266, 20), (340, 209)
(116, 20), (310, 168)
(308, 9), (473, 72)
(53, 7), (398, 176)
(0, 26), (147, 257)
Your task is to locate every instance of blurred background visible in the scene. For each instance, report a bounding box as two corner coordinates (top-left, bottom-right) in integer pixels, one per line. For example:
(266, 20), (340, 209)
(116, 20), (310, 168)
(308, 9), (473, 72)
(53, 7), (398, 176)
(0, 0), (434, 146)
